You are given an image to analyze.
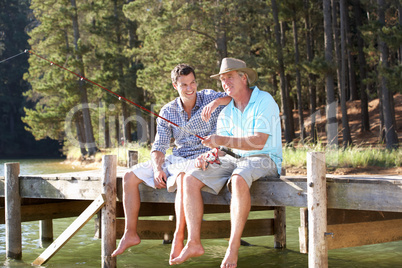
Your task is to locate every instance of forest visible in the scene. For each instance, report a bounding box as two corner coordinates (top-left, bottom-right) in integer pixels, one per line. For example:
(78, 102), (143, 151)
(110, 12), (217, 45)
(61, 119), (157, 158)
(0, 0), (401, 158)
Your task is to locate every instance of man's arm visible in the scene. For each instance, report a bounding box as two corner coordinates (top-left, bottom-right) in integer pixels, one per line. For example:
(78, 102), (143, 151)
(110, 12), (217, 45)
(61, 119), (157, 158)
(201, 96), (232, 122)
(201, 132), (269, 151)
(151, 150), (167, 188)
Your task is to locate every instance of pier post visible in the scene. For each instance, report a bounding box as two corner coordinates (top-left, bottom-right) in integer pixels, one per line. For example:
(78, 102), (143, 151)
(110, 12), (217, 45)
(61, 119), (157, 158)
(101, 155), (117, 268)
(307, 152), (327, 268)
(5, 162), (22, 260)
(127, 150), (138, 168)
(40, 219), (54, 247)
(274, 206), (286, 248)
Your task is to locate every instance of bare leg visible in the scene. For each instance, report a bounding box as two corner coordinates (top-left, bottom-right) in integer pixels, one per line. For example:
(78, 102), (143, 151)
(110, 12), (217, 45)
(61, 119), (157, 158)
(169, 173), (186, 263)
(221, 175), (251, 268)
(111, 171), (143, 257)
(170, 174), (205, 265)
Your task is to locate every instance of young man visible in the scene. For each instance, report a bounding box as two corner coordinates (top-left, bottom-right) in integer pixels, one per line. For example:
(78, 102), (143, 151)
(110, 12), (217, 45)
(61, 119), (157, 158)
(170, 58), (282, 268)
(111, 64), (231, 262)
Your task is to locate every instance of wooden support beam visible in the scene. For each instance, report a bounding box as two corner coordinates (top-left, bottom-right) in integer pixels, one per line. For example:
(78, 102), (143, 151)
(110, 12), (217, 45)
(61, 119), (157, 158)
(298, 208), (308, 254)
(274, 206), (286, 248)
(32, 194), (105, 266)
(127, 150), (138, 168)
(5, 162), (22, 260)
(327, 218), (402, 249)
(0, 200), (92, 223)
(39, 219), (53, 247)
(101, 155), (117, 268)
(327, 208), (402, 225)
(114, 202), (276, 218)
(307, 152), (327, 268)
(116, 218), (274, 240)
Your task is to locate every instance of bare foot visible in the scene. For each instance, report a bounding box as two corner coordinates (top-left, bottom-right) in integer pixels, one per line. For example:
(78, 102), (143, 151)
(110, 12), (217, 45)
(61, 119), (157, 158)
(170, 241), (204, 265)
(169, 237), (184, 265)
(220, 247), (239, 268)
(111, 232), (141, 257)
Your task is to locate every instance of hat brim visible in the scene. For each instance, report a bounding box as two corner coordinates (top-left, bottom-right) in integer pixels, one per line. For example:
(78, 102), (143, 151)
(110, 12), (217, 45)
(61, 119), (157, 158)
(210, 67), (258, 84)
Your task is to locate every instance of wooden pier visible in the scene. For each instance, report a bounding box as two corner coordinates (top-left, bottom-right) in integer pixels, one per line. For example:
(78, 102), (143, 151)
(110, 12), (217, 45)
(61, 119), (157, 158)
(1, 152), (402, 268)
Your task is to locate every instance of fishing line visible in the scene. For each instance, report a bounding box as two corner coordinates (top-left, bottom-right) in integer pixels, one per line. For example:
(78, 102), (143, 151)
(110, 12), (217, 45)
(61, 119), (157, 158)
(0, 51), (27, 64)
(26, 49), (205, 140)
(1, 49), (241, 159)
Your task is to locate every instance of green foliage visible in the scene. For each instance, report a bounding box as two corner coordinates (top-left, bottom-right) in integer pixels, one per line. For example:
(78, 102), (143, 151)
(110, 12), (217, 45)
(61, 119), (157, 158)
(2, 0), (402, 157)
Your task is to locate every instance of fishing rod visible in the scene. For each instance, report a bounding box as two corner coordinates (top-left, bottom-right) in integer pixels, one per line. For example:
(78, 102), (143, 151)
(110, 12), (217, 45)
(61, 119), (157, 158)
(25, 49), (205, 141)
(1, 49), (241, 159)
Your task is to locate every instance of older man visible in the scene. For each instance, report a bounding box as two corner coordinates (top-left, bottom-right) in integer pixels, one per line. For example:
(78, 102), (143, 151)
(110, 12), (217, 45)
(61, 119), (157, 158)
(112, 63), (231, 262)
(170, 58), (282, 268)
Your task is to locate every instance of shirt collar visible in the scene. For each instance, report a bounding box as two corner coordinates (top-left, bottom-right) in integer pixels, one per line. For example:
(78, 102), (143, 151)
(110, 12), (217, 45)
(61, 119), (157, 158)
(228, 86), (260, 110)
(249, 86), (259, 104)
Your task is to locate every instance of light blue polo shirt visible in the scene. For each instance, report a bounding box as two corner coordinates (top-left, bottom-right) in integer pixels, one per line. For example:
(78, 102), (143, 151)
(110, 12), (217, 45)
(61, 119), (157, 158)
(217, 86), (282, 174)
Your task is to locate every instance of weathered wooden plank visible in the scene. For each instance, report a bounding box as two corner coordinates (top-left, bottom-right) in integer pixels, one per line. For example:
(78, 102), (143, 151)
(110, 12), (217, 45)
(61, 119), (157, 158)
(327, 219), (402, 250)
(327, 180), (402, 212)
(32, 194), (106, 266)
(115, 202), (274, 218)
(328, 209), (402, 225)
(18, 177), (102, 200)
(0, 200), (92, 224)
(116, 218), (274, 240)
(1, 173), (401, 212)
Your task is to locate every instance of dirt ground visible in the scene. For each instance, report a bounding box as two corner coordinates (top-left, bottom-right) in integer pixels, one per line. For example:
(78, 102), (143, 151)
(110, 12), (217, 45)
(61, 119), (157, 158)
(286, 93), (402, 176)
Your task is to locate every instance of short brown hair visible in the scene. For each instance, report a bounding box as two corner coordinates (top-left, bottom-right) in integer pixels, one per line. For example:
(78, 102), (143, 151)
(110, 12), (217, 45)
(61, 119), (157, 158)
(171, 64), (196, 84)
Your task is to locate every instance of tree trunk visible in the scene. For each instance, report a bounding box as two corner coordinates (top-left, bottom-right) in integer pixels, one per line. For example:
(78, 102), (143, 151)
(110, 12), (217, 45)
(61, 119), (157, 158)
(323, 0), (338, 147)
(75, 111), (88, 156)
(282, 23), (296, 139)
(215, 1), (228, 62)
(399, 3), (402, 64)
(377, 0), (399, 149)
(304, 0), (317, 143)
(113, 0), (132, 144)
(343, 1), (358, 101)
(271, 0), (293, 145)
(340, 0), (353, 147)
(293, 18), (305, 143)
(353, 0), (370, 132)
(332, 0), (341, 100)
(70, 0), (97, 155)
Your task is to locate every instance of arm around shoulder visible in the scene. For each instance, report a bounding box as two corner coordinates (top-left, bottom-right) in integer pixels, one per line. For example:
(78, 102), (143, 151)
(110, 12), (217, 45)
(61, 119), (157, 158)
(201, 96), (232, 122)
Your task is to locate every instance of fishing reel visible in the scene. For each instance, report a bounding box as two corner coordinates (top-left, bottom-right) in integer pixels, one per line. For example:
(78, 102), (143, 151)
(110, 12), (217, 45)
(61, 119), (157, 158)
(205, 148), (221, 168)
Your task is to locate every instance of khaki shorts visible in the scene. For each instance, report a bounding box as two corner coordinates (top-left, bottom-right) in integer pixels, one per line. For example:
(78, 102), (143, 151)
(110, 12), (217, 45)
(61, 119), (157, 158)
(188, 154), (278, 195)
(132, 155), (196, 192)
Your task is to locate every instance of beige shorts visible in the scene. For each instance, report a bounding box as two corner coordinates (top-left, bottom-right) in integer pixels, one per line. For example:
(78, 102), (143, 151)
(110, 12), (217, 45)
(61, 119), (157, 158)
(188, 154), (278, 195)
(132, 155), (196, 192)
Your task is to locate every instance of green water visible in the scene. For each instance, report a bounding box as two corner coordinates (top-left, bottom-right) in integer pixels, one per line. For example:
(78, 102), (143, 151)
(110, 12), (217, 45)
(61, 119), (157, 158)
(1, 159), (402, 267)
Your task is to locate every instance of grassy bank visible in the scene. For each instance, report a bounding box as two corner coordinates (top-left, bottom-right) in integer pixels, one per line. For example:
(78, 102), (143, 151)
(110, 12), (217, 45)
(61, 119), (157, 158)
(65, 142), (401, 170)
(65, 142), (156, 166)
(283, 144), (402, 169)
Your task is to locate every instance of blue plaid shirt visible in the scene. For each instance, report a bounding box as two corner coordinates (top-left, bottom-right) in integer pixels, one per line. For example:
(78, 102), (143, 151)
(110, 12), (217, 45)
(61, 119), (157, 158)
(151, 89), (226, 159)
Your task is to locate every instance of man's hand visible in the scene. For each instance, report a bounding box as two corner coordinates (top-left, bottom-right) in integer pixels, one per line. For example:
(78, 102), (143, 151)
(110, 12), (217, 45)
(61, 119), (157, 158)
(195, 153), (209, 171)
(154, 169), (167, 189)
(201, 101), (218, 122)
(201, 134), (221, 149)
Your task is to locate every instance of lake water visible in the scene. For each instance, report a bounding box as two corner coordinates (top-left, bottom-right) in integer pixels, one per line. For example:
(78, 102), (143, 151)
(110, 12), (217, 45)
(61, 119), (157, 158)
(1, 159), (401, 267)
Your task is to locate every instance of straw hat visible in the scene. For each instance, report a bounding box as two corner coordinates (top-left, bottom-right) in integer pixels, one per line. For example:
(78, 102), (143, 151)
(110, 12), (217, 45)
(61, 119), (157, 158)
(210, 58), (258, 84)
